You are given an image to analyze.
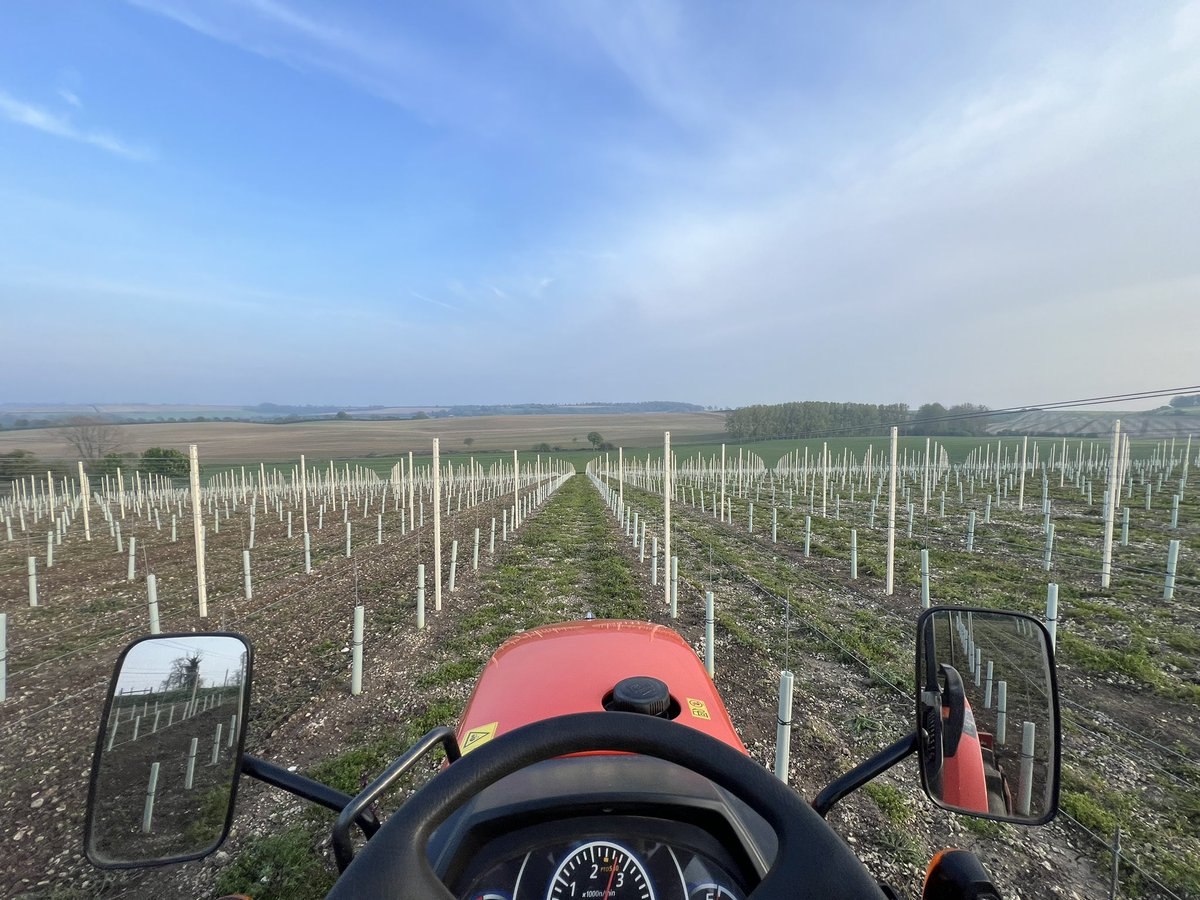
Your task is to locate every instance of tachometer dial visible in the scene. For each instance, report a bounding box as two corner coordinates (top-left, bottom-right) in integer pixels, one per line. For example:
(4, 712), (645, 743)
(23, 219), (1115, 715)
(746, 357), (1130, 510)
(688, 885), (741, 900)
(546, 841), (655, 900)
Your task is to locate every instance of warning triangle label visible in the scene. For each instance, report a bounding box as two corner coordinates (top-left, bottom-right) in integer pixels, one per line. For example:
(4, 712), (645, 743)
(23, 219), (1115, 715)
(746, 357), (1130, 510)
(461, 721), (499, 755)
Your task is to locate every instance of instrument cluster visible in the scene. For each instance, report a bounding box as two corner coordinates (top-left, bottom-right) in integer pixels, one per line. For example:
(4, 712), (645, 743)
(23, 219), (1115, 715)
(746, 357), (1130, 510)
(456, 819), (748, 900)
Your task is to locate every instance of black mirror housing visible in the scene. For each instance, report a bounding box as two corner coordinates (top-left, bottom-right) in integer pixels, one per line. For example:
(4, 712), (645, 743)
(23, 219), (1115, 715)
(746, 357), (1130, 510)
(915, 607), (1060, 826)
(84, 632), (253, 868)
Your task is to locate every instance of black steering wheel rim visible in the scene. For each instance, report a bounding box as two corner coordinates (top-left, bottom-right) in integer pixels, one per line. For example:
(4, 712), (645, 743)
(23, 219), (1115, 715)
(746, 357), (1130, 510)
(326, 711), (884, 899)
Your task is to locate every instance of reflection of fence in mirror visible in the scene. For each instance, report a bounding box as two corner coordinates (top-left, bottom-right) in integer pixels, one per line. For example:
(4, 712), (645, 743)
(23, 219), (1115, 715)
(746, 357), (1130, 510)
(90, 636), (246, 865)
(932, 611), (1054, 820)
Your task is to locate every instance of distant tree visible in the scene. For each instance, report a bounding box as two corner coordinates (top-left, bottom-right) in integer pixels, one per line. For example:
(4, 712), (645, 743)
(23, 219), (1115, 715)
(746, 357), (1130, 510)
(0, 450), (40, 479)
(61, 417), (122, 460)
(532, 442), (552, 452)
(587, 431), (604, 449)
(463, 437), (475, 448)
(93, 452), (137, 477)
(141, 447), (189, 477)
(411, 411), (430, 420)
(1170, 394), (1200, 409)
(335, 411), (351, 420)
(161, 652), (203, 694)
(1, 451), (73, 480)
(907, 402), (991, 436)
(724, 401), (909, 440)
(907, 403), (948, 436)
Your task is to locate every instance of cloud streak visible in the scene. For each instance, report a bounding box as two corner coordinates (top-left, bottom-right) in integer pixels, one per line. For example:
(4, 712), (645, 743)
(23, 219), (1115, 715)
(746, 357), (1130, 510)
(410, 290), (457, 311)
(123, 0), (513, 134)
(0, 88), (151, 160)
(4, 2), (1197, 407)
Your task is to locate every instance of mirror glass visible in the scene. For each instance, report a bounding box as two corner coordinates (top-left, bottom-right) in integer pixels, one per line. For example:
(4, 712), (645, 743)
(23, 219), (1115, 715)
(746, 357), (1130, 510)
(916, 608), (1058, 823)
(86, 634), (251, 866)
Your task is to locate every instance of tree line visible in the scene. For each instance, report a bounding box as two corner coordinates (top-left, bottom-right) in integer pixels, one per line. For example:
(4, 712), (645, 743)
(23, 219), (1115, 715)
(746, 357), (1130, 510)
(724, 401), (993, 440)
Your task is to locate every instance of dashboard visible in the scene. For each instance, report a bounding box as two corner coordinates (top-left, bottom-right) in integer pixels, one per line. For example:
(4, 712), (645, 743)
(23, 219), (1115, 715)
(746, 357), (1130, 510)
(452, 816), (747, 900)
(423, 756), (772, 900)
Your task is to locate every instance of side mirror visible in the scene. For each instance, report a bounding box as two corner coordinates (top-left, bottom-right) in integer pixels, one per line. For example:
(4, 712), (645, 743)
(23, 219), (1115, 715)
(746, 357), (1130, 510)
(915, 607), (1060, 825)
(85, 633), (253, 868)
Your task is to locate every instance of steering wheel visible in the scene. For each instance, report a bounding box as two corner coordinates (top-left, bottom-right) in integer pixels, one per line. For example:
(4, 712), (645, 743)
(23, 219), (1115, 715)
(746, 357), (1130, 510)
(326, 712), (886, 900)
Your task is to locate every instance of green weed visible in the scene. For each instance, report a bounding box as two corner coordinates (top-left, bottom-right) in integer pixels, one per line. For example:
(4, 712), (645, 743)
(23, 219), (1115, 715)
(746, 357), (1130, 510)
(213, 826), (335, 900)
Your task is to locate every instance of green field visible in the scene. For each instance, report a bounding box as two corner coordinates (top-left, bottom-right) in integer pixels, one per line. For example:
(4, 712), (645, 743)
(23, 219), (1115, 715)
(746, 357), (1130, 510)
(551, 436), (1165, 470)
(188, 434), (1178, 483)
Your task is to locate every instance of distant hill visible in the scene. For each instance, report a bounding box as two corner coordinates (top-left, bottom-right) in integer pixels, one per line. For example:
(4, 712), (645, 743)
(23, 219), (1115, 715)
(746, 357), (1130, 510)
(436, 401), (706, 417)
(0, 400), (706, 429)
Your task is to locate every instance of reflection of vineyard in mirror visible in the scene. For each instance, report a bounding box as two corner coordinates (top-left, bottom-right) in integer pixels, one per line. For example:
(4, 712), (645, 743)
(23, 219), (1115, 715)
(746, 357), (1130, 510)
(87, 635), (249, 865)
(919, 610), (1056, 823)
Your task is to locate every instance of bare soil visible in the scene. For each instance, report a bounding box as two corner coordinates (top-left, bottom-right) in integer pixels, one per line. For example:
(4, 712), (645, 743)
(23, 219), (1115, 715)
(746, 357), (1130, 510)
(0, 413), (727, 461)
(2, 461), (1194, 900)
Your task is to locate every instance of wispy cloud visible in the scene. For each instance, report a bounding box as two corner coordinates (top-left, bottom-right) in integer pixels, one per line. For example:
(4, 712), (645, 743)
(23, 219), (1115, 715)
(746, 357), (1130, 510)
(57, 88), (81, 107)
(548, 2), (729, 132)
(123, 0), (511, 133)
(410, 290), (457, 311)
(1173, 0), (1200, 50)
(0, 89), (151, 160)
(5, 271), (273, 313)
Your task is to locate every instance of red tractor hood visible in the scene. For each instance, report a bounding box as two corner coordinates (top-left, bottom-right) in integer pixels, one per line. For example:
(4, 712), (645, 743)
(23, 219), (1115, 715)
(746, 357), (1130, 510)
(456, 619), (746, 756)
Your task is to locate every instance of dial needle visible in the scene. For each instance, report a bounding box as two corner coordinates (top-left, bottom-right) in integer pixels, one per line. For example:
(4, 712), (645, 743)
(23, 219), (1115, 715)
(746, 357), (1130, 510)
(602, 857), (619, 900)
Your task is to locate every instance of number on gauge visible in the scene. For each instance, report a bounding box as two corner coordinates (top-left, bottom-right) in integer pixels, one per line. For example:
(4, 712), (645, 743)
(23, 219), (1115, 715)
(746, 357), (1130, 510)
(546, 841), (655, 900)
(688, 885), (741, 900)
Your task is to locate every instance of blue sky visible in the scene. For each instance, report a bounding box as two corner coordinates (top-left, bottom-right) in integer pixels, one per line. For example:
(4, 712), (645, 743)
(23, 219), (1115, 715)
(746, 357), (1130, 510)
(1, 1), (1198, 408)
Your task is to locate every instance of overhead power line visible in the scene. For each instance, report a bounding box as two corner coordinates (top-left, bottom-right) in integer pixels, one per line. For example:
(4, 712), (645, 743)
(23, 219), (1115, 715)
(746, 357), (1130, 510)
(726, 383), (1200, 442)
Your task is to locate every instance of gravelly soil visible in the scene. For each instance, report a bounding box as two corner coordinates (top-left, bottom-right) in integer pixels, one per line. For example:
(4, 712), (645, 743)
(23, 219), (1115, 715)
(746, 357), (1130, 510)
(0, 470), (1185, 899)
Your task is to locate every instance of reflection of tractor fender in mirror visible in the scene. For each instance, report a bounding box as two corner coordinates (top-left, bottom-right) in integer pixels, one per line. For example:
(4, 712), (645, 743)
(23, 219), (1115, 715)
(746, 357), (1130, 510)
(940, 696), (989, 815)
(921, 663), (986, 815)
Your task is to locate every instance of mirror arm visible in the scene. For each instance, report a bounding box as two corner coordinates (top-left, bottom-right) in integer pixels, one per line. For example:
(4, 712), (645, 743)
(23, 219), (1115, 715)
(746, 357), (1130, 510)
(332, 726), (463, 873)
(241, 755), (381, 837)
(811, 731), (918, 818)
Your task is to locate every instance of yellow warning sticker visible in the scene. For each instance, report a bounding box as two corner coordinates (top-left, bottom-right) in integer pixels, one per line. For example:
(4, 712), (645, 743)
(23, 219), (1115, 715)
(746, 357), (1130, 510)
(461, 721), (499, 754)
(686, 698), (711, 720)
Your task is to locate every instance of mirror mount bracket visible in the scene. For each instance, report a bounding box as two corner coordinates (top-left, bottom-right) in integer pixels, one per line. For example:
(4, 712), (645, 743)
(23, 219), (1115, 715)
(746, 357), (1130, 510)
(241, 755), (381, 837)
(332, 726), (463, 872)
(811, 730), (918, 818)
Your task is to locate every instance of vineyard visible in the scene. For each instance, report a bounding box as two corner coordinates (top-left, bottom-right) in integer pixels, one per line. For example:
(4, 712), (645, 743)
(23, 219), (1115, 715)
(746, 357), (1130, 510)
(0, 429), (1197, 899)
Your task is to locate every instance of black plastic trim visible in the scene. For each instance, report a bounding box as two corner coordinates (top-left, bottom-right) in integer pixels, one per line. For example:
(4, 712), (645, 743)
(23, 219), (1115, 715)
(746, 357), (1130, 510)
(83, 631), (253, 869)
(914, 606), (1062, 827)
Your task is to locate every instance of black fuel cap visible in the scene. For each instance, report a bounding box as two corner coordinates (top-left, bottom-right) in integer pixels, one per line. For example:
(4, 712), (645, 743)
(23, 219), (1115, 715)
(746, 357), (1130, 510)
(607, 676), (671, 717)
